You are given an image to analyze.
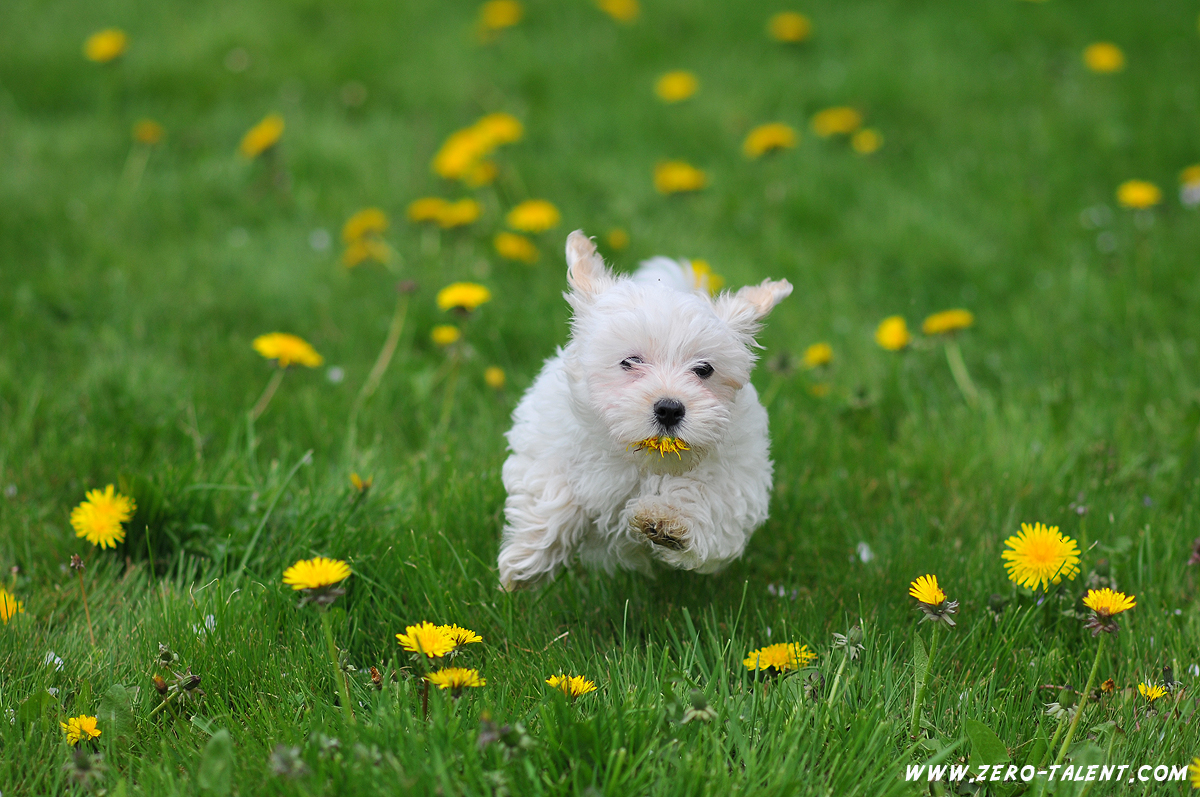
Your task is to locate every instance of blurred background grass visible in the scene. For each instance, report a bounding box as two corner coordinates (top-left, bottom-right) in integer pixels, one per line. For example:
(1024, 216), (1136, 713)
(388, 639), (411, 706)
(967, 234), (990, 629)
(2, 0), (1200, 794)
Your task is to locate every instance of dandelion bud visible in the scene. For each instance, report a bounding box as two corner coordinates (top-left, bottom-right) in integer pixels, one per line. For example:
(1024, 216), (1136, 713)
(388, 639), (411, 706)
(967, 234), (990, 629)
(70, 554), (85, 572)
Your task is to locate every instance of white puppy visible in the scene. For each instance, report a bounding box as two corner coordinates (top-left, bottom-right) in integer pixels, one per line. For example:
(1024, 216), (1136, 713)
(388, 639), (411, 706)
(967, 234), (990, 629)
(497, 231), (792, 590)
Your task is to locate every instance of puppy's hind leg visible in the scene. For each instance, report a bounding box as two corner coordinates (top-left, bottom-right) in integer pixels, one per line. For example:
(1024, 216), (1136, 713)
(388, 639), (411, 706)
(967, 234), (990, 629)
(497, 466), (588, 590)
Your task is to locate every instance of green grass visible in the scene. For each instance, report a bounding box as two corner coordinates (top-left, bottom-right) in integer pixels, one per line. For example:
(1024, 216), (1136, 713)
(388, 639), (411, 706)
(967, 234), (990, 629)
(3, 0), (1200, 793)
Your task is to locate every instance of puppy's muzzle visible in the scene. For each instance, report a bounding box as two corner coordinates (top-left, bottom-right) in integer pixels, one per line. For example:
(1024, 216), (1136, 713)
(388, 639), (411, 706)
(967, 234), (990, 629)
(652, 398), (685, 431)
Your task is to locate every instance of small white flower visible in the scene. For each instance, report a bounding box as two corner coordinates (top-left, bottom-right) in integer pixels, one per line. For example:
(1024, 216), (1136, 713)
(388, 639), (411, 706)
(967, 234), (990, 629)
(192, 614), (217, 637)
(856, 541), (875, 563)
(326, 366), (345, 384)
(1180, 182), (1200, 208)
(44, 652), (64, 672)
(47, 687), (59, 697)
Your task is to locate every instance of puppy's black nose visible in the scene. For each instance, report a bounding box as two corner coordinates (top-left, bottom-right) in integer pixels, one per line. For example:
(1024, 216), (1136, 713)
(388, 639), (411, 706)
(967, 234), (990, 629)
(653, 398), (686, 430)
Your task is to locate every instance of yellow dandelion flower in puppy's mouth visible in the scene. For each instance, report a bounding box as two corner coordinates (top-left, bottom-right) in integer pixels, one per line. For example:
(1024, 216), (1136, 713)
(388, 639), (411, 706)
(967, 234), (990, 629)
(633, 437), (691, 459)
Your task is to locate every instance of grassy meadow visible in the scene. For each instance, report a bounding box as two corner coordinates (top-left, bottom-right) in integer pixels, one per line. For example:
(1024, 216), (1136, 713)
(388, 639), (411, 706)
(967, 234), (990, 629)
(3, 0), (1200, 793)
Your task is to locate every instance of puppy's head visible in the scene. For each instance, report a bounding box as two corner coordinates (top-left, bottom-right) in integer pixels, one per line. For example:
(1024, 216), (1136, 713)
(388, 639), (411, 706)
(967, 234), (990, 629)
(561, 231), (791, 472)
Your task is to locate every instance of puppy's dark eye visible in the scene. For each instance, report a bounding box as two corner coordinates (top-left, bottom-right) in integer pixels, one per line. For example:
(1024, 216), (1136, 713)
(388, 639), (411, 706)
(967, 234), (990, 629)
(621, 356), (643, 371)
(692, 362), (714, 379)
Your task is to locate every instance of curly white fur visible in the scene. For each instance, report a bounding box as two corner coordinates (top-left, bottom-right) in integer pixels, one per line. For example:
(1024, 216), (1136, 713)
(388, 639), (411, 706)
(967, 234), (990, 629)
(497, 231), (792, 589)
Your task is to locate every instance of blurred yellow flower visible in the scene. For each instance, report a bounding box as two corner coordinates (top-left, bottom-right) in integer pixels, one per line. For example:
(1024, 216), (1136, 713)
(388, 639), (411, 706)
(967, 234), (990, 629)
(1002, 522), (1081, 591)
(606, 228), (630, 250)
(922, 309), (974, 336)
(1189, 757), (1200, 789)
(71, 485), (135, 549)
(767, 12), (811, 43)
(342, 208), (388, 244)
(350, 472), (373, 493)
(431, 325), (462, 346)
(875, 316), (911, 351)
(1083, 42), (1125, 73)
(61, 715), (101, 746)
(84, 29), (127, 62)
(464, 160), (498, 187)
(494, 232), (539, 263)
(283, 557), (351, 590)
(655, 71), (699, 103)
(1116, 180), (1161, 209)
(484, 366), (506, 389)
(341, 238), (391, 268)
(431, 114), (522, 182)
(397, 622), (456, 658)
(851, 128), (883, 154)
(743, 123), (798, 158)
(546, 674), (598, 698)
(743, 642), (816, 672)
(596, 0), (640, 23)
(690, 260), (724, 294)
(436, 198), (482, 229)
(474, 112), (524, 147)
(0, 588), (24, 624)
(506, 199), (560, 232)
(253, 333), (324, 368)
(1180, 165), (1200, 186)
(132, 119), (164, 145)
(802, 342), (833, 368)
(437, 282), (492, 311)
(407, 197), (449, 223)
(654, 161), (707, 194)
(480, 0), (523, 30)
(239, 114), (284, 159)
(427, 667), (486, 692)
(811, 107), (862, 137)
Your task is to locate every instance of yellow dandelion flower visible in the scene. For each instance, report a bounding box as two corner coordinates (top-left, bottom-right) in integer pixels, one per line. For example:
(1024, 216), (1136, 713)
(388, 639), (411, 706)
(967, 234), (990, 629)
(1138, 682), (1167, 703)
(1082, 588), (1136, 617)
(743, 123), (799, 158)
(473, 113), (524, 148)
(426, 667), (486, 691)
(61, 715), (101, 746)
(654, 161), (707, 194)
(1083, 42), (1125, 73)
(438, 624), (483, 645)
(252, 333), (323, 368)
(875, 316), (911, 351)
(1189, 758), (1200, 789)
(597, 0), (640, 23)
(350, 472), (373, 493)
(432, 128), (489, 180)
(431, 325), (462, 346)
(655, 71), (699, 103)
(546, 674), (598, 697)
(342, 208), (388, 244)
(768, 12), (812, 43)
(742, 642), (816, 672)
(851, 128), (883, 154)
(239, 114), (284, 159)
(495, 232), (539, 263)
(1116, 180), (1161, 209)
(1001, 522), (1081, 591)
(802, 342), (833, 369)
(463, 160), (498, 187)
(132, 119), (164, 145)
(70, 485), (135, 549)
(1180, 165), (1200, 187)
(283, 557), (351, 590)
(437, 282), (492, 312)
(690, 260), (724, 294)
(909, 574), (946, 606)
(407, 197), (449, 223)
(484, 366), (506, 390)
(922, 309), (974, 336)
(84, 29), (127, 63)
(341, 238), (391, 268)
(634, 436), (691, 459)
(606, 228), (630, 250)
(0, 588), (24, 624)
(479, 0), (522, 30)
(397, 621), (456, 658)
(811, 107), (862, 137)
(436, 198), (481, 229)
(506, 200), (561, 233)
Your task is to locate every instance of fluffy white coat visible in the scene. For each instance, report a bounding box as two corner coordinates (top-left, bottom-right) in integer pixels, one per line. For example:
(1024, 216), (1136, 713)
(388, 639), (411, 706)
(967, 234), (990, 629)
(497, 231), (792, 589)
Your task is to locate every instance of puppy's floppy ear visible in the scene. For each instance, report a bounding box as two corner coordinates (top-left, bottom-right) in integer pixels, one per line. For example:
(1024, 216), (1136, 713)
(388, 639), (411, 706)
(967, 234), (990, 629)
(565, 230), (615, 299)
(714, 278), (793, 339)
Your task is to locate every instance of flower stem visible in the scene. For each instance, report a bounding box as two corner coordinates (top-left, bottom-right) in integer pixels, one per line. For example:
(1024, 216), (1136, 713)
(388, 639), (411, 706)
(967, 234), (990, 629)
(77, 571), (95, 648)
(249, 369), (286, 421)
(148, 690), (180, 718)
(1054, 633), (1106, 765)
(346, 294), (409, 459)
(1039, 719), (1067, 768)
(320, 610), (355, 725)
(909, 624), (940, 738)
(435, 352), (462, 436)
(826, 649), (851, 708)
(944, 339), (979, 408)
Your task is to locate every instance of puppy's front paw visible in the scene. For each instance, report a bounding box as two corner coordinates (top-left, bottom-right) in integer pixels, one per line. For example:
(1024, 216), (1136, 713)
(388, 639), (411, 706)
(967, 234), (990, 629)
(631, 501), (688, 551)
